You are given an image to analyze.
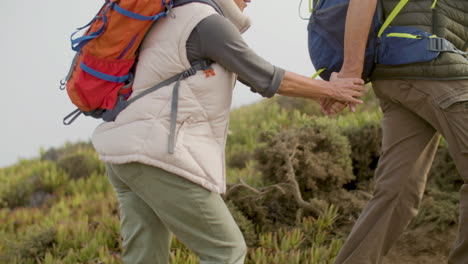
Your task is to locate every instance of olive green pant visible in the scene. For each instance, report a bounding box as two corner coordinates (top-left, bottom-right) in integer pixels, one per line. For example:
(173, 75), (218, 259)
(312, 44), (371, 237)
(105, 162), (247, 264)
(335, 80), (468, 264)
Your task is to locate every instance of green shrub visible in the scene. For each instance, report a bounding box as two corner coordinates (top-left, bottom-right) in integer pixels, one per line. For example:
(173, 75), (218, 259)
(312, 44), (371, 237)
(341, 118), (382, 189)
(57, 151), (104, 180)
(1, 226), (56, 263)
(40, 142), (94, 162)
(226, 98), (313, 172)
(276, 96), (323, 117)
(429, 144), (462, 192)
(256, 118), (354, 196)
(411, 188), (459, 231)
(227, 146), (254, 169)
(226, 160), (263, 187)
(0, 160), (67, 209)
(227, 118), (354, 227)
(246, 205), (343, 264)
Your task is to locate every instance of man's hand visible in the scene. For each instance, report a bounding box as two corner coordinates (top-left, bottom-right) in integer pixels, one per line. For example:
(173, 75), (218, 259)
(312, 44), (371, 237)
(321, 72), (362, 115)
(326, 72), (365, 104)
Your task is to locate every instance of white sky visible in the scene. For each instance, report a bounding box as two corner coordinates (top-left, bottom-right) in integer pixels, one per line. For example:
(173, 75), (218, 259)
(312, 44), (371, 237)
(0, 0), (316, 167)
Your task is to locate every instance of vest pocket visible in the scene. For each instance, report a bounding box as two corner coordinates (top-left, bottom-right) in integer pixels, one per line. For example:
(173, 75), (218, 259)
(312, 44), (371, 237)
(434, 81), (468, 153)
(440, 103), (468, 154)
(434, 81), (468, 111)
(174, 117), (190, 150)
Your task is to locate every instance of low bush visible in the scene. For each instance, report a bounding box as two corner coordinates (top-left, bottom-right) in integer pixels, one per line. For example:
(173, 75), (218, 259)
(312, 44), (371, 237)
(57, 151), (104, 180)
(429, 143), (462, 193)
(1, 226), (56, 263)
(0, 160), (67, 209)
(227, 118), (355, 228)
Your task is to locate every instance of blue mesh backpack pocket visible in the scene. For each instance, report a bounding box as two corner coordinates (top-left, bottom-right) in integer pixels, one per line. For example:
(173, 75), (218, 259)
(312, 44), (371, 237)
(307, 0), (382, 82)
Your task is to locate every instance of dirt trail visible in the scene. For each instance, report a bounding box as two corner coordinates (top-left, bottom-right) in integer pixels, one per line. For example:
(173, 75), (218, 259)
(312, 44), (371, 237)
(384, 254), (447, 264)
(382, 226), (456, 264)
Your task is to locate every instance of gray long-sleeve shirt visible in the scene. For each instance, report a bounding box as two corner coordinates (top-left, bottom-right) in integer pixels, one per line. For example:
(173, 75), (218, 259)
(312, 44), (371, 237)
(186, 14), (285, 98)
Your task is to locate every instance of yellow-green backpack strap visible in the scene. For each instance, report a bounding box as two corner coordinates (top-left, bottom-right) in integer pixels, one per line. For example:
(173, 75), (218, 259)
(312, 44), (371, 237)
(312, 68), (326, 79)
(309, 0), (322, 13)
(378, 0), (410, 37)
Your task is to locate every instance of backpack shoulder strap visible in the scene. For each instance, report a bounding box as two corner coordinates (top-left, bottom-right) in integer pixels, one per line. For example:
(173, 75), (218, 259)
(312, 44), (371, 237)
(378, 0), (409, 37)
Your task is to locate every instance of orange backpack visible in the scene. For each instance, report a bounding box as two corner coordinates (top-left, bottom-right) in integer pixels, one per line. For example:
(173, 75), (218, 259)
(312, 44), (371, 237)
(61, 0), (171, 124)
(61, 0), (220, 154)
(61, 0), (220, 152)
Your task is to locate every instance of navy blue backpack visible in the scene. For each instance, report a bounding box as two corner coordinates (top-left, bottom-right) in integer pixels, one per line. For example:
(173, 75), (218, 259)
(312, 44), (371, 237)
(307, 0), (468, 82)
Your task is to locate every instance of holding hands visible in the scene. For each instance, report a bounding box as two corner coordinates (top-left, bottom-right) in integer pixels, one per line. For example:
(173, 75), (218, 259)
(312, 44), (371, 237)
(320, 72), (365, 115)
(277, 71), (365, 111)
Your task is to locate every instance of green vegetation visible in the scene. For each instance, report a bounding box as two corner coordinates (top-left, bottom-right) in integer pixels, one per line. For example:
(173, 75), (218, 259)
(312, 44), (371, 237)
(0, 91), (461, 263)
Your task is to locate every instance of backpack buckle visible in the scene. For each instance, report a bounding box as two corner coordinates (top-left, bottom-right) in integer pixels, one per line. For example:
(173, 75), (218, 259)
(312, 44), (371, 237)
(100, 96), (130, 122)
(166, 1), (176, 18)
(427, 38), (468, 57)
(427, 37), (449, 52)
(83, 109), (106, 119)
(182, 68), (197, 78)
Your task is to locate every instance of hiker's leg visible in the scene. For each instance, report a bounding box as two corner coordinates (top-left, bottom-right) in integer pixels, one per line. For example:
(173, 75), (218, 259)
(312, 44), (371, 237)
(334, 82), (440, 264)
(413, 80), (468, 264)
(443, 102), (468, 263)
(111, 162), (247, 264)
(361, 79), (468, 264)
(106, 163), (172, 264)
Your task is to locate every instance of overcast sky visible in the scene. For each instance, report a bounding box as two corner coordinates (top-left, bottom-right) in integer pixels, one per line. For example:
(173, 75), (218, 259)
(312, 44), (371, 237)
(0, 0), (316, 168)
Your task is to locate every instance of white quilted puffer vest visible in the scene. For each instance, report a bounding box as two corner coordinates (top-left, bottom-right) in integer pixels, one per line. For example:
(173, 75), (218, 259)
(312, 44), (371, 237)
(92, 1), (250, 194)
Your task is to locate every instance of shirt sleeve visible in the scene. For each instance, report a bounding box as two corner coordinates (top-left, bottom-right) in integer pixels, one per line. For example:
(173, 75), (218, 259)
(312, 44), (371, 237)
(186, 14), (285, 98)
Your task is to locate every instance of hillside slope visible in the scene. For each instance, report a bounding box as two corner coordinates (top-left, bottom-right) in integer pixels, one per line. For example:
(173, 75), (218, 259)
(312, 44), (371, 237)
(0, 92), (461, 263)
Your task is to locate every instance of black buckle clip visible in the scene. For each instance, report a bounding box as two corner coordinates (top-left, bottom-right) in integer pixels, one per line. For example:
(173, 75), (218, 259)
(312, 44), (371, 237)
(427, 38), (449, 52)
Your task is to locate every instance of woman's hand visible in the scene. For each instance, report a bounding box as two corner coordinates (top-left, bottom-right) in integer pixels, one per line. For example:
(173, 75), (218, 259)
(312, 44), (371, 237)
(327, 72), (364, 104)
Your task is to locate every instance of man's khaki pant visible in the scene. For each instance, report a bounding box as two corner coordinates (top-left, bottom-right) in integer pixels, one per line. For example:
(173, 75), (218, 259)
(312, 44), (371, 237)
(334, 80), (468, 264)
(105, 162), (247, 264)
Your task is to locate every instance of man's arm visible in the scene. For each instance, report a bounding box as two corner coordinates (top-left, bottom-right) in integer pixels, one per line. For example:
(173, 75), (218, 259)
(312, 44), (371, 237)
(339, 0), (378, 78)
(322, 0), (378, 114)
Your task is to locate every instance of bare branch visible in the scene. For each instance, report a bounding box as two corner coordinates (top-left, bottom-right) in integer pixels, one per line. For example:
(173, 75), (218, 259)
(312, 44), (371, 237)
(284, 143), (325, 217)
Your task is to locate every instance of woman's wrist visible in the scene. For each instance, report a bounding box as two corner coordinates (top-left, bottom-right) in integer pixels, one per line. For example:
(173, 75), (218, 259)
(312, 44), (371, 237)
(278, 71), (333, 99)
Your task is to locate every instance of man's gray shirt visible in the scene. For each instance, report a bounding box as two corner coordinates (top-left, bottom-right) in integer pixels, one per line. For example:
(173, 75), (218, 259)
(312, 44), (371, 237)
(186, 14), (285, 98)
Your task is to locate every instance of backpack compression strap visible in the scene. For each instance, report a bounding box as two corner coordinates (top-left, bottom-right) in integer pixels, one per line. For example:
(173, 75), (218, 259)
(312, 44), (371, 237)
(427, 37), (468, 57)
(71, 1), (169, 52)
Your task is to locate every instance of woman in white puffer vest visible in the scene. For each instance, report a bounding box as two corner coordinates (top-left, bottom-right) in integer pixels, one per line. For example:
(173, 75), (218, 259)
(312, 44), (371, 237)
(92, 0), (365, 263)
